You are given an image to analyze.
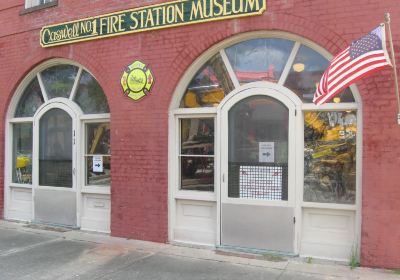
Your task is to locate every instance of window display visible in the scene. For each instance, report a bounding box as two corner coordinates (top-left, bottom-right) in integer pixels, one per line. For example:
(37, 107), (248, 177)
(85, 122), (111, 186)
(285, 45), (355, 103)
(12, 124), (32, 184)
(180, 54), (234, 108)
(180, 118), (214, 191)
(304, 111), (357, 204)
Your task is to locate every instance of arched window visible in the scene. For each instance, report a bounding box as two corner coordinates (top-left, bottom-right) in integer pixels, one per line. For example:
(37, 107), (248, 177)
(169, 34), (360, 261)
(6, 61), (111, 232)
(180, 38), (355, 108)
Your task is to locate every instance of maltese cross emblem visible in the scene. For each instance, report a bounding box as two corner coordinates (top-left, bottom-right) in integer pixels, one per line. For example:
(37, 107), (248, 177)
(121, 61), (154, 101)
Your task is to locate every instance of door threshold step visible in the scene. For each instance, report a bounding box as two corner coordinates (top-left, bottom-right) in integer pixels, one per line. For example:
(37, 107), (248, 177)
(23, 223), (76, 232)
(216, 245), (297, 262)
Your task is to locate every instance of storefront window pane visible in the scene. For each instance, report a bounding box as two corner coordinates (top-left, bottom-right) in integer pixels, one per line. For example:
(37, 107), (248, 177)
(285, 45), (355, 103)
(225, 38), (294, 85)
(228, 96), (289, 200)
(41, 65), (78, 99)
(74, 70), (110, 114)
(15, 78), (44, 117)
(39, 109), (73, 188)
(86, 156), (111, 185)
(86, 122), (111, 186)
(179, 118), (214, 191)
(304, 111), (357, 204)
(180, 157), (214, 191)
(180, 54), (234, 108)
(181, 119), (214, 155)
(12, 123), (32, 184)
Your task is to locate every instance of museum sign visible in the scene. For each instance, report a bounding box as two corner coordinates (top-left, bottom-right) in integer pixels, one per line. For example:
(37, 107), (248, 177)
(40, 0), (266, 47)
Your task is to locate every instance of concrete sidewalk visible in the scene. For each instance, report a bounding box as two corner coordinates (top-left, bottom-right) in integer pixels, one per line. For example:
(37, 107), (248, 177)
(0, 220), (398, 280)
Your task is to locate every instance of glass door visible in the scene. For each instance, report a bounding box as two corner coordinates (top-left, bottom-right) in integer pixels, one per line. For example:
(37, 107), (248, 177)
(220, 88), (296, 253)
(33, 104), (77, 227)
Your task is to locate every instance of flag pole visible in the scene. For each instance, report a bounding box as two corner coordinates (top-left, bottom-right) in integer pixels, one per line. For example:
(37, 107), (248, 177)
(384, 12), (400, 125)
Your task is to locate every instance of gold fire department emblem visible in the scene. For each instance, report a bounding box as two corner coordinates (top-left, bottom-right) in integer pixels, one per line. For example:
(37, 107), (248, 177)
(121, 61), (154, 101)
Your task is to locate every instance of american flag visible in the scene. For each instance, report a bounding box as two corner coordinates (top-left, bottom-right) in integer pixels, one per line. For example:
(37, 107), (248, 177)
(313, 25), (392, 105)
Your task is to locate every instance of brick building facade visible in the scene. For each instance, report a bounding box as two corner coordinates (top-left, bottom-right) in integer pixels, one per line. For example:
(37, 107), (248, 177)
(1, 0), (399, 268)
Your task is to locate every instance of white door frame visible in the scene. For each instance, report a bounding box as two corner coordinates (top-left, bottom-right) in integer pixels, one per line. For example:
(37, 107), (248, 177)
(32, 98), (83, 227)
(216, 81), (303, 253)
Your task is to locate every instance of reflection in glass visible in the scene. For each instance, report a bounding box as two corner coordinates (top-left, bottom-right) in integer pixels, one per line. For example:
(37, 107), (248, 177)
(304, 111), (357, 204)
(86, 156), (111, 185)
(75, 70), (110, 114)
(15, 78), (44, 117)
(285, 45), (355, 103)
(180, 157), (214, 191)
(180, 54), (234, 108)
(226, 38), (294, 84)
(86, 123), (111, 186)
(41, 65), (78, 99)
(86, 123), (110, 155)
(39, 109), (72, 187)
(228, 96), (288, 200)
(181, 119), (214, 155)
(12, 123), (32, 184)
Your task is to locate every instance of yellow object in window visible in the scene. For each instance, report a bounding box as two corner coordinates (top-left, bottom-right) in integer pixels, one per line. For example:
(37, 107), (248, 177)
(324, 125), (344, 141)
(201, 89), (224, 104)
(184, 91), (200, 108)
(16, 156), (30, 168)
(304, 112), (325, 133)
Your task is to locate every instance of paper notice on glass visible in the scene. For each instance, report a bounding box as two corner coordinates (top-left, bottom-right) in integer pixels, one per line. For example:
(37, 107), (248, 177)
(259, 142), (274, 163)
(93, 155), (103, 173)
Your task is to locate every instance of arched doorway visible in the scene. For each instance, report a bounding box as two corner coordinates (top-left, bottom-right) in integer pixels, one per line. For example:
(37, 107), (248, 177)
(5, 60), (111, 232)
(169, 33), (361, 261)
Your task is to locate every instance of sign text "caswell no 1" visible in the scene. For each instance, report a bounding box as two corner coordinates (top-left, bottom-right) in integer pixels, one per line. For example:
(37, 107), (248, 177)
(40, 0), (266, 47)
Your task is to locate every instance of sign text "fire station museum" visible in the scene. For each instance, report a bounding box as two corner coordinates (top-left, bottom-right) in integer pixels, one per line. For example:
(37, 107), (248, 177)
(40, 0), (266, 47)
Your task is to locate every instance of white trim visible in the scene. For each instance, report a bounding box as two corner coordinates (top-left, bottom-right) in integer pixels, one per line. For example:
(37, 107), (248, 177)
(33, 101), (79, 225)
(9, 117), (34, 123)
(302, 103), (358, 111)
(278, 42), (301, 86)
(81, 186), (111, 195)
(9, 183), (33, 189)
(174, 192), (216, 202)
(5, 59), (111, 232)
(302, 203), (357, 211)
(219, 49), (240, 88)
(168, 32), (362, 260)
(37, 73), (48, 102)
(218, 82), (300, 253)
(80, 114), (111, 120)
(172, 108), (217, 116)
(81, 120), (111, 190)
(168, 31), (344, 111)
(69, 67), (83, 101)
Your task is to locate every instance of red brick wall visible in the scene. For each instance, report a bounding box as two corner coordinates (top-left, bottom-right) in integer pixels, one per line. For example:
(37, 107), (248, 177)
(1, 0), (400, 268)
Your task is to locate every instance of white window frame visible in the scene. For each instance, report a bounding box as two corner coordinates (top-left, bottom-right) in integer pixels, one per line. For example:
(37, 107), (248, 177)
(25, 0), (55, 9)
(81, 118), (111, 195)
(4, 59), (111, 225)
(168, 31), (362, 255)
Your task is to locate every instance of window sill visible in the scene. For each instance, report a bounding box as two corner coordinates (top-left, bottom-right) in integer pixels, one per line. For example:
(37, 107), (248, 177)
(20, 1), (58, 15)
(174, 190), (216, 202)
(81, 186), (111, 195)
(302, 202), (357, 211)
